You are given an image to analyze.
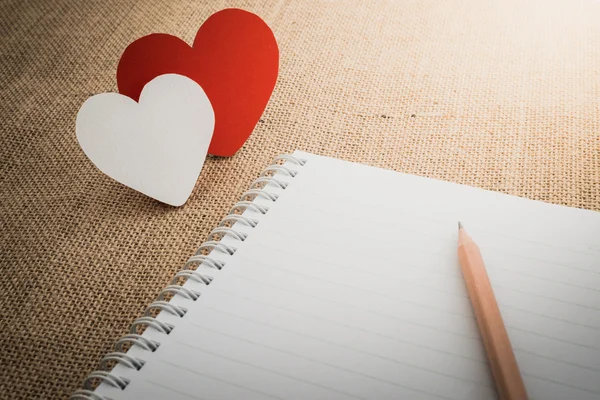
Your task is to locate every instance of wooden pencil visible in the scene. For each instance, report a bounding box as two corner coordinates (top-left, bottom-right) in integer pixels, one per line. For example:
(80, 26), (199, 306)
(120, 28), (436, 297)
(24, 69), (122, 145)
(457, 222), (528, 400)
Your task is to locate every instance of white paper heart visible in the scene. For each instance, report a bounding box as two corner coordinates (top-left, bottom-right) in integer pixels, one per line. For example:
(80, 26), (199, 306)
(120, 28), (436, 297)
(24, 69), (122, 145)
(76, 74), (214, 206)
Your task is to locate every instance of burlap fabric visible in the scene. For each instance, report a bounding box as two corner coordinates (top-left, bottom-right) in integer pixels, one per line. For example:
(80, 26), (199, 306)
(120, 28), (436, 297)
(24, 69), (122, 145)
(1, 0), (599, 398)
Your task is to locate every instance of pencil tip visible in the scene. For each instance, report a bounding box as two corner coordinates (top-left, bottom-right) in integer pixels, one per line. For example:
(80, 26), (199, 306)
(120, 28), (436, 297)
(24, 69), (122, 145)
(458, 221), (463, 230)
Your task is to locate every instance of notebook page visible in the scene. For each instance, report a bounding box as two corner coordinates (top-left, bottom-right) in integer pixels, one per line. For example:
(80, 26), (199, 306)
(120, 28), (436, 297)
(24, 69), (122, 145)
(97, 151), (600, 400)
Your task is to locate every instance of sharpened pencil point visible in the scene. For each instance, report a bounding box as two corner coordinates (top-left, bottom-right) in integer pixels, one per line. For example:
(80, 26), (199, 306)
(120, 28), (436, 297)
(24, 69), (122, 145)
(458, 221), (463, 230)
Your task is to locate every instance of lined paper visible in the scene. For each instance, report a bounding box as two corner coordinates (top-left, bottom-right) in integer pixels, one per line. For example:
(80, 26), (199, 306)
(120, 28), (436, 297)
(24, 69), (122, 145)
(98, 151), (600, 400)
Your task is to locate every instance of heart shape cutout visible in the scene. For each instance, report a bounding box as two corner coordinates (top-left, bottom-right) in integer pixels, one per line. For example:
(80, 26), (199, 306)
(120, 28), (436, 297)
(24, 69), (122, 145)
(76, 74), (215, 206)
(116, 8), (279, 157)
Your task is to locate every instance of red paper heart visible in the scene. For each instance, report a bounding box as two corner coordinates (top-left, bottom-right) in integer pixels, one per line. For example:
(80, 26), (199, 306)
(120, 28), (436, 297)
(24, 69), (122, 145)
(116, 8), (279, 157)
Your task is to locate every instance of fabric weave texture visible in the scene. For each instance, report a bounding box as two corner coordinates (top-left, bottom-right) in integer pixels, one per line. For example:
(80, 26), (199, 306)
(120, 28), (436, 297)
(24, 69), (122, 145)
(1, 0), (599, 398)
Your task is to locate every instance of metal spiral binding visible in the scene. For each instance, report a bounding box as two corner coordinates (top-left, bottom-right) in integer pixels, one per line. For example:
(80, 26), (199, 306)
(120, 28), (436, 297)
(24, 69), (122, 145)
(114, 334), (159, 353)
(99, 353), (145, 371)
(70, 154), (306, 400)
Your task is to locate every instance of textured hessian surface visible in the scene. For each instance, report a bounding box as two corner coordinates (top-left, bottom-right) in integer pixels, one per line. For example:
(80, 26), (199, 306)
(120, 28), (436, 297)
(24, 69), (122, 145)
(1, 0), (599, 398)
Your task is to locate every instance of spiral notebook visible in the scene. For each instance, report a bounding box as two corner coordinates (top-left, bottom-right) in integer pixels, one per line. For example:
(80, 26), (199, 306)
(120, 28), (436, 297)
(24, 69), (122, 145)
(73, 151), (600, 400)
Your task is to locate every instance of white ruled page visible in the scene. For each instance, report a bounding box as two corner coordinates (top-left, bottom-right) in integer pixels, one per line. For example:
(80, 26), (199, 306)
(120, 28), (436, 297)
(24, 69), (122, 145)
(98, 151), (600, 400)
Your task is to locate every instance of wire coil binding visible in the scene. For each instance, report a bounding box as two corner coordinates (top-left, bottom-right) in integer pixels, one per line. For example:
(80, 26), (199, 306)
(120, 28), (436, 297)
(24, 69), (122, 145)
(69, 154), (306, 399)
